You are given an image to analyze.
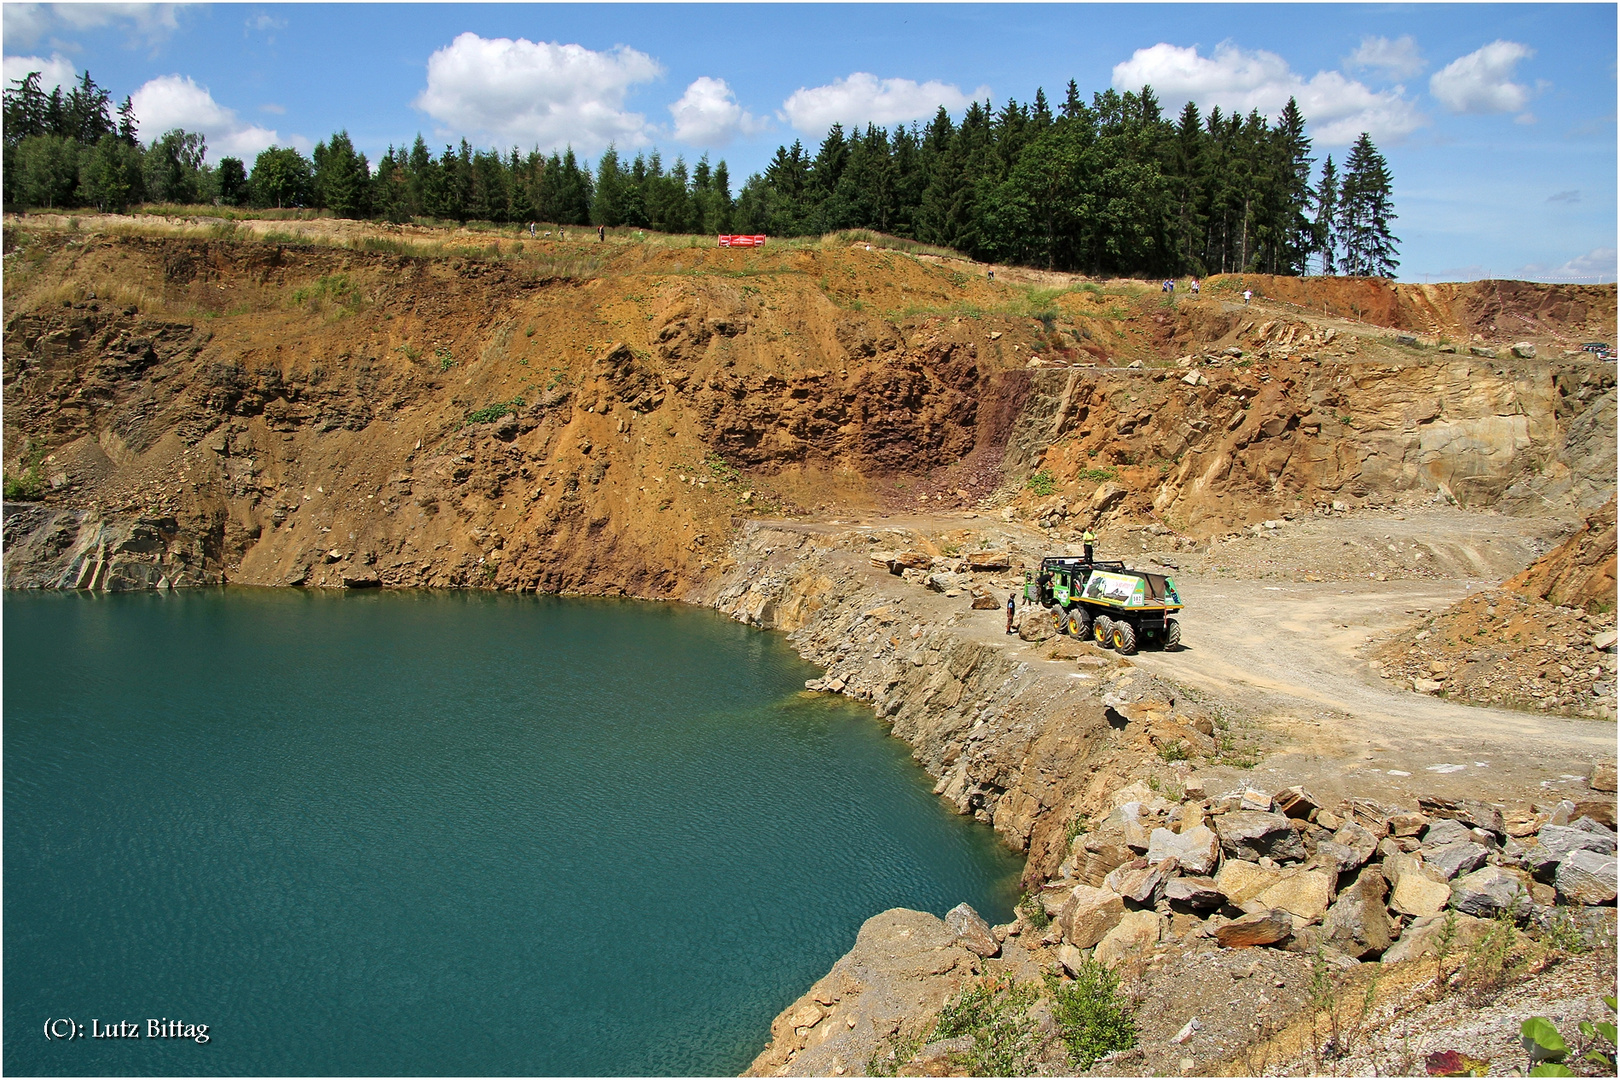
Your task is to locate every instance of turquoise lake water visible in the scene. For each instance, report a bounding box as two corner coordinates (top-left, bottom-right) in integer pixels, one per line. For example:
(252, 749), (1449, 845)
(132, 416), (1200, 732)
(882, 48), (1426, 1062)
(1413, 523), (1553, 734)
(4, 589), (1022, 1076)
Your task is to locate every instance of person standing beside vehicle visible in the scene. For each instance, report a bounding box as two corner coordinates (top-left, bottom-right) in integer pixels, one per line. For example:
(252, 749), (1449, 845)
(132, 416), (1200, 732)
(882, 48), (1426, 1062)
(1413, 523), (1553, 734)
(1083, 527), (1097, 562)
(1006, 593), (1017, 634)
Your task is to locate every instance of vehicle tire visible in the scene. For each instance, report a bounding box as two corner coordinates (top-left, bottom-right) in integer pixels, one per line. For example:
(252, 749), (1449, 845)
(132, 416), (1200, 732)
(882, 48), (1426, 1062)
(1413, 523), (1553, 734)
(1164, 618), (1182, 650)
(1112, 621), (1138, 655)
(1070, 607), (1093, 639)
(1093, 616), (1114, 647)
(1053, 606), (1069, 633)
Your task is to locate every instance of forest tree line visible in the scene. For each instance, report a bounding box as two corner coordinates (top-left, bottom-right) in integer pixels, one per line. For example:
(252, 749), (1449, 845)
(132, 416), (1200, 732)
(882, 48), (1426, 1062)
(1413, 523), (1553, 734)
(3, 70), (1399, 278)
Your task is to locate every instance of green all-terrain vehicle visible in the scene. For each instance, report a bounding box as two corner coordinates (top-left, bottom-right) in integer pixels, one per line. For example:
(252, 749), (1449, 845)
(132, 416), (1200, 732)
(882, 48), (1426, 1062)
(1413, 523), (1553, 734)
(1024, 556), (1183, 655)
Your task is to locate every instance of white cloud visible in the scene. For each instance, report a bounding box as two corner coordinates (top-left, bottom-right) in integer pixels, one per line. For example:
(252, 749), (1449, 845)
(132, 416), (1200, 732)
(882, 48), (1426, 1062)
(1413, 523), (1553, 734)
(1111, 41), (1427, 145)
(1512, 247), (1617, 283)
(780, 72), (990, 134)
(414, 32), (661, 154)
(259, 102), (286, 115)
(669, 76), (766, 146)
(1429, 40), (1534, 115)
(1345, 35), (1425, 80)
(3, 51), (77, 93)
(3, 3), (179, 50)
(245, 13), (286, 35)
(130, 74), (282, 159)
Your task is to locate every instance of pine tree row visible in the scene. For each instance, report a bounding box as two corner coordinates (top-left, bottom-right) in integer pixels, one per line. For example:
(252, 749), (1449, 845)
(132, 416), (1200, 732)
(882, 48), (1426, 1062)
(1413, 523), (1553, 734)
(3, 70), (1398, 278)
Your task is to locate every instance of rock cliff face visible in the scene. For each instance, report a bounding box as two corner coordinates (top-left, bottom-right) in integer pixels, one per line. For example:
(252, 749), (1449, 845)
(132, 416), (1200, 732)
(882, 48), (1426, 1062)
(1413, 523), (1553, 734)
(4, 229), (1614, 594)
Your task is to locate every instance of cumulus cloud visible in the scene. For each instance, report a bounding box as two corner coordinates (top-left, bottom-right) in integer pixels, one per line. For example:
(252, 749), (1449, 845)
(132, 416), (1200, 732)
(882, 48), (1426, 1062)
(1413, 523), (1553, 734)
(3, 52), (77, 93)
(130, 74), (282, 158)
(1345, 35), (1425, 80)
(3, 3), (179, 50)
(1429, 40), (1534, 115)
(1112, 42), (1426, 145)
(780, 72), (990, 134)
(669, 76), (767, 146)
(1513, 247), (1617, 283)
(414, 32), (661, 153)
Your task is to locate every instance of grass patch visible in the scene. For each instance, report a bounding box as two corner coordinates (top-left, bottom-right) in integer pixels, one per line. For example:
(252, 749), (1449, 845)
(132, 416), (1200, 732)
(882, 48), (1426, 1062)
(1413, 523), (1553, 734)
(1076, 466), (1118, 483)
(464, 398), (525, 425)
(1026, 469), (1058, 496)
(934, 977), (1046, 1076)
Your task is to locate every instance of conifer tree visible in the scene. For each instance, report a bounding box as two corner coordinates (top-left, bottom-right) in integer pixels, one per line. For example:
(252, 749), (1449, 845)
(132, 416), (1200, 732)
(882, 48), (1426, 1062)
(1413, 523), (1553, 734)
(1312, 155), (1339, 275)
(1337, 133), (1399, 277)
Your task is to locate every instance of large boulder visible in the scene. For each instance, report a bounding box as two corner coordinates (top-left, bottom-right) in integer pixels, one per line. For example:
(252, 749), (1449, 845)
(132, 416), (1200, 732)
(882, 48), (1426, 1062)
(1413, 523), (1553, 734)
(1215, 860), (1286, 906)
(1422, 818), (1475, 847)
(1215, 909), (1292, 948)
(943, 903), (1000, 958)
(1322, 866), (1393, 959)
(1426, 842), (1491, 880)
(969, 587), (1001, 610)
(965, 550), (1011, 571)
(1555, 849), (1619, 906)
(1449, 866), (1529, 919)
(1381, 912), (1488, 965)
(892, 550), (932, 570)
(1017, 612), (1055, 642)
(1094, 910), (1163, 969)
(1146, 825), (1220, 875)
(1091, 482), (1127, 512)
(1058, 886), (1126, 948)
(1254, 870), (1335, 925)
(1071, 838), (1134, 888)
(1537, 823), (1617, 859)
(1214, 811), (1307, 862)
(1391, 872), (1453, 918)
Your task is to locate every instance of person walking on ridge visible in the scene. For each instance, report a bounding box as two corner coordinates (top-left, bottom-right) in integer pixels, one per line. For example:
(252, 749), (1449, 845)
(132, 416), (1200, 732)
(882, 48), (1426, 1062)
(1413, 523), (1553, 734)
(1190, 278), (1200, 295)
(1243, 288), (1253, 305)
(1083, 526), (1097, 562)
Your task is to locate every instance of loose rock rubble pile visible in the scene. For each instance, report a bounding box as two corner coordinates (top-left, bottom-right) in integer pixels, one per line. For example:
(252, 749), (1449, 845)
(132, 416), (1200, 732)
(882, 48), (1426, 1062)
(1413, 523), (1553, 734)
(1012, 773), (1618, 975)
(1372, 589), (1617, 718)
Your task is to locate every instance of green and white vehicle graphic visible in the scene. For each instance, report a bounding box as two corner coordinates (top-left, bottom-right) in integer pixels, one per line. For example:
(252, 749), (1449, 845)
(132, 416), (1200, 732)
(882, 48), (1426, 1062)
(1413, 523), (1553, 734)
(1025, 556), (1183, 655)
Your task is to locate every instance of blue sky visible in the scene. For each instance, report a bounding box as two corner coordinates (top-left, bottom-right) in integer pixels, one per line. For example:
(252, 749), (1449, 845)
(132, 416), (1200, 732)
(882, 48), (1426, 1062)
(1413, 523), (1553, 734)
(4, 3), (1614, 282)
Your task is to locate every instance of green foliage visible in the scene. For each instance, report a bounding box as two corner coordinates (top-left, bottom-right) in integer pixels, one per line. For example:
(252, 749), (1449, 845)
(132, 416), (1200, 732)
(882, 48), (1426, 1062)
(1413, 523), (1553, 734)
(436, 347), (456, 371)
(1017, 891), (1051, 930)
(250, 145), (314, 209)
(1044, 962), (1137, 1068)
(1026, 469), (1057, 496)
(1076, 467), (1118, 483)
(3, 439), (48, 500)
(1156, 740), (1190, 762)
(290, 274), (363, 316)
(934, 977), (1045, 1076)
(464, 398), (525, 424)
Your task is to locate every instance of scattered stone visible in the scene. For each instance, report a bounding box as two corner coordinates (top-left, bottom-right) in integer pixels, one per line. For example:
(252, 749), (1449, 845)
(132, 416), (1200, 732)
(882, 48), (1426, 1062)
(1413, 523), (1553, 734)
(1071, 839), (1134, 889)
(1511, 342), (1537, 359)
(1391, 872), (1453, 918)
(1118, 802), (1154, 851)
(1314, 840), (1362, 875)
(1146, 825), (1220, 876)
(1215, 909), (1292, 948)
(1322, 866), (1393, 959)
(1214, 811), (1307, 862)
(1095, 909), (1164, 969)
(1573, 802), (1617, 830)
(1555, 849), (1619, 906)
(969, 587), (1000, 610)
(1333, 821), (1379, 867)
(1274, 786), (1318, 820)
(1104, 859), (1167, 904)
(1422, 818), (1475, 847)
(943, 903), (1000, 957)
(1449, 866), (1528, 919)
(1241, 788), (1274, 812)
(892, 551), (931, 570)
(1387, 810), (1430, 837)
(1469, 345), (1498, 359)
(1426, 842), (1490, 880)
(1549, 799), (1578, 826)
(1419, 796), (1505, 837)
(1592, 762), (1618, 792)
(1397, 334), (1420, 347)
(868, 551), (896, 571)
(1058, 886), (1126, 948)
(1164, 876), (1224, 909)
(1054, 943), (1087, 978)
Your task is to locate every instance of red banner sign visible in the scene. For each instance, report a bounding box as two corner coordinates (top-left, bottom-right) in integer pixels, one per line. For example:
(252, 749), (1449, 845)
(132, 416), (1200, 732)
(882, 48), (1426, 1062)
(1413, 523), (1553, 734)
(717, 234), (767, 248)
